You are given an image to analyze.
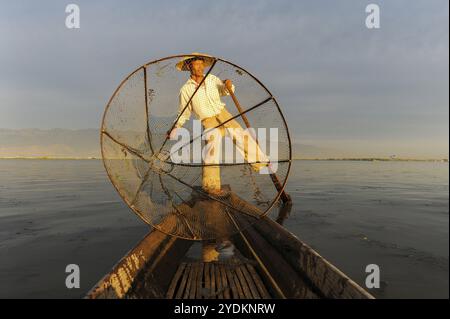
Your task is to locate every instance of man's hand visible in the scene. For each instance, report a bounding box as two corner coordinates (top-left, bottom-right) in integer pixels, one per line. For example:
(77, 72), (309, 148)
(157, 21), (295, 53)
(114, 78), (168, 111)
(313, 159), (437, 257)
(223, 79), (233, 92)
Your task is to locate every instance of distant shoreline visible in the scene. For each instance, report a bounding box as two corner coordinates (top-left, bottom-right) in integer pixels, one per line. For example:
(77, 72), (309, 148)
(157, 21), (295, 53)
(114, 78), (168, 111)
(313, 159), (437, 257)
(0, 157), (448, 162)
(293, 158), (449, 162)
(0, 157), (101, 160)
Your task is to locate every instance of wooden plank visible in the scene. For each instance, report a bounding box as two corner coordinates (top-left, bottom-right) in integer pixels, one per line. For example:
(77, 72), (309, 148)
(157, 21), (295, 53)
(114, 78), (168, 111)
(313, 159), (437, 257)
(215, 263), (224, 299)
(183, 263), (195, 299)
(189, 262), (198, 299)
(210, 263), (216, 299)
(219, 264), (231, 299)
(87, 228), (193, 299)
(235, 265), (253, 298)
(232, 213), (304, 298)
(240, 264), (261, 299)
(196, 262), (204, 299)
(225, 266), (239, 299)
(245, 263), (271, 298)
(175, 263), (191, 299)
(232, 269), (245, 299)
(204, 263), (211, 299)
(246, 213), (373, 299)
(166, 262), (187, 299)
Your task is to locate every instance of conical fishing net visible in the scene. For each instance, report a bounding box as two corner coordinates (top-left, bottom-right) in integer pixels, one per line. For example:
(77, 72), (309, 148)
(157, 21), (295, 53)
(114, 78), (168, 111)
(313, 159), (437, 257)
(101, 54), (291, 240)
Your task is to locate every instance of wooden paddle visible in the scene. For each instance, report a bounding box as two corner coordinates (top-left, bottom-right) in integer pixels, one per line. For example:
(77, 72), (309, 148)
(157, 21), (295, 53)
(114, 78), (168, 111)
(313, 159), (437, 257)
(225, 81), (292, 204)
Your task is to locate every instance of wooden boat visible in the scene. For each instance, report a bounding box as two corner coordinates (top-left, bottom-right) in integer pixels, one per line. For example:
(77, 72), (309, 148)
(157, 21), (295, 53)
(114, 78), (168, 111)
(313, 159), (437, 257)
(86, 189), (374, 299)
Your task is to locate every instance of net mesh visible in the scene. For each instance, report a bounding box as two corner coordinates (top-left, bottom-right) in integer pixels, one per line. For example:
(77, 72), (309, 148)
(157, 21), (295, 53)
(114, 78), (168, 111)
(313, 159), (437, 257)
(101, 54), (292, 240)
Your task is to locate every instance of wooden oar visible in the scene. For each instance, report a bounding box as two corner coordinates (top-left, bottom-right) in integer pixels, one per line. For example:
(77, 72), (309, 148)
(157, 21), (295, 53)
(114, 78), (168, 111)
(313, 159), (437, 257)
(226, 83), (292, 204)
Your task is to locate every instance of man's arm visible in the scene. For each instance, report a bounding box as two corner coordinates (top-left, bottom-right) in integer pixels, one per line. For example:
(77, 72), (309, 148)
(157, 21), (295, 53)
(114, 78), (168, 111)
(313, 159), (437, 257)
(174, 89), (192, 128)
(168, 89), (191, 138)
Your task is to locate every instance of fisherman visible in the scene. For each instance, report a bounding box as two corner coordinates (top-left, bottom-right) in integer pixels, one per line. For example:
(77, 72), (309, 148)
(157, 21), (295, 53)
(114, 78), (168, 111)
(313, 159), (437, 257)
(168, 53), (270, 197)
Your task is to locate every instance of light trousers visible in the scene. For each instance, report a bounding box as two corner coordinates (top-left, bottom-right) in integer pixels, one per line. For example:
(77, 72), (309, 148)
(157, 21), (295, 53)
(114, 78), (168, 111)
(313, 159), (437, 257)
(201, 108), (270, 192)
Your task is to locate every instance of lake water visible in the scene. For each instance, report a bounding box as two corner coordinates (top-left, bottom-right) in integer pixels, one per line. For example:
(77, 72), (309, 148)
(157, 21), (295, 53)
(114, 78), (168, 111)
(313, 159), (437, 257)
(0, 159), (448, 298)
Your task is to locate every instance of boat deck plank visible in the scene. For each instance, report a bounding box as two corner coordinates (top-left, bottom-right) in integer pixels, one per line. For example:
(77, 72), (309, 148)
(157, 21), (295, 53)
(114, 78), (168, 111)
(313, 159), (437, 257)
(232, 270), (245, 298)
(174, 263), (191, 299)
(167, 261), (271, 299)
(204, 263), (211, 299)
(183, 263), (195, 299)
(166, 262), (186, 299)
(220, 265), (231, 299)
(240, 264), (261, 298)
(188, 262), (198, 299)
(235, 265), (253, 298)
(196, 263), (204, 299)
(245, 263), (271, 298)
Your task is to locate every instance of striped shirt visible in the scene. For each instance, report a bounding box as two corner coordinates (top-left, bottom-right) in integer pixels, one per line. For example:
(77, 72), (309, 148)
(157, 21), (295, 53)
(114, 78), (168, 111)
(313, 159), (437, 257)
(174, 74), (235, 128)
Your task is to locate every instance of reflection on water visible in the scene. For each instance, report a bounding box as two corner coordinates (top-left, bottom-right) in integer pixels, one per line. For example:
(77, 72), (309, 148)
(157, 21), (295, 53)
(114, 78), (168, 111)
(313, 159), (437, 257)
(275, 201), (293, 225)
(282, 160), (449, 299)
(0, 159), (448, 298)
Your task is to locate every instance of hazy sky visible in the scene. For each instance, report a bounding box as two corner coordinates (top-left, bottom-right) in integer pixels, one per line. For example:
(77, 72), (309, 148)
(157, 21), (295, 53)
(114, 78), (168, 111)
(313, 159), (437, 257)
(1, 0), (448, 158)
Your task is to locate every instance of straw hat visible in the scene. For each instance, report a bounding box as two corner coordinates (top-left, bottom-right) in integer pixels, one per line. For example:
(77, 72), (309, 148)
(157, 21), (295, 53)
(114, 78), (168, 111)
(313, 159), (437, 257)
(176, 53), (215, 71)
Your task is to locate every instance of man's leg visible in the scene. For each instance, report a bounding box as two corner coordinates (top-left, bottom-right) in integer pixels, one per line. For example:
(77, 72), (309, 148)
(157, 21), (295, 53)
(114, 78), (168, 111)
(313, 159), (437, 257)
(200, 118), (226, 261)
(216, 108), (270, 172)
(201, 118), (224, 193)
(226, 122), (270, 172)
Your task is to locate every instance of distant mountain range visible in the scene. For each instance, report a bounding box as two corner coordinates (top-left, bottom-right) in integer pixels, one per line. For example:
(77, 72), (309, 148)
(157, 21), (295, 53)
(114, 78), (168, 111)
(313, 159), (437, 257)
(0, 128), (338, 159)
(1, 128), (446, 161)
(0, 128), (100, 158)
